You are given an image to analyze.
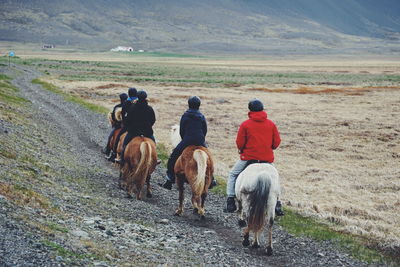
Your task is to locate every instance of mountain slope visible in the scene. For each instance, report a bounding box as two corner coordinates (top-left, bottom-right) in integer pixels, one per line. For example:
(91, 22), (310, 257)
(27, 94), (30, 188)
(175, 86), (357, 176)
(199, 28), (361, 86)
(0, 0), (399, 54)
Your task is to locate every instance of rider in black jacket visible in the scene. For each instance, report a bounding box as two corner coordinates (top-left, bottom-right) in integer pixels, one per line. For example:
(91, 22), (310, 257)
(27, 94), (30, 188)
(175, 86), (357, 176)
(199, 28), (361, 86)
(115, 90), (156, 164)
(160, 96), (216, 190)
(107, 87), (137, 162)
(102, 93), (128, 156)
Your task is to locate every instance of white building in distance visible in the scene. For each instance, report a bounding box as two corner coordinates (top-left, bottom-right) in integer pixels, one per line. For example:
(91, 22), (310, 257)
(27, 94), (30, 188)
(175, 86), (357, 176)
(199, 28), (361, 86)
(110, 46), (134, 52)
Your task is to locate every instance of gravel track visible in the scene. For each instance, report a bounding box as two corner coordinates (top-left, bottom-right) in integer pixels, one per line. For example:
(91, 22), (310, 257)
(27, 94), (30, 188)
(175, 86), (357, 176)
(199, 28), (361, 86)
(0, 64), (377, 266)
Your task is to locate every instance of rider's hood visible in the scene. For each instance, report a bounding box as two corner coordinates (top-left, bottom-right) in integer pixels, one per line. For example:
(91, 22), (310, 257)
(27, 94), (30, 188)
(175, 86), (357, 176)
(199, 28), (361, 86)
(248, 111), (267, 122)
(185, 109), (203, 120)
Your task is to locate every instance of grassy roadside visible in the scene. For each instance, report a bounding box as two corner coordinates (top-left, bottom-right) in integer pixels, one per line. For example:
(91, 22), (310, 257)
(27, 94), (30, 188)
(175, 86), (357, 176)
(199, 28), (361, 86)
(31, 78), (109, 114)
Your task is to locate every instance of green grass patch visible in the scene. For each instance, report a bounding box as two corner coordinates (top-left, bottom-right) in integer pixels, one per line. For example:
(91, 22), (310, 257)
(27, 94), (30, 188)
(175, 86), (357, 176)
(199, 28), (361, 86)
(210, 175), (227, 196)
(42, 240), (97, 260)
(46, 222), (69, 233)
(31, 78), (108, 114)
(278, 208), (398, 266)
(0, 74), (11, 80)
(156, 143), (169, 168)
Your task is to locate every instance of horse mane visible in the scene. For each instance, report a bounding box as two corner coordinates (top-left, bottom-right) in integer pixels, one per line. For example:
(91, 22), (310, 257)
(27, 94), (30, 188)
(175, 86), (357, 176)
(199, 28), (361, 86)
(192, 149), (208, 193)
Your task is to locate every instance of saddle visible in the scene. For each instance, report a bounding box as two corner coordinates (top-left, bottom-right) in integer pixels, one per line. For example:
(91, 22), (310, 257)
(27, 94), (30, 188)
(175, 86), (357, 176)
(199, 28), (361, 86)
(243, 159), (270, 171)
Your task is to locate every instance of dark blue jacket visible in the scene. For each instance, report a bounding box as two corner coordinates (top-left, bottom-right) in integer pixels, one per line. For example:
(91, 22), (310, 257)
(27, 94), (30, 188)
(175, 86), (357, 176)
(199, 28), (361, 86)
(179, 109), (207, 145)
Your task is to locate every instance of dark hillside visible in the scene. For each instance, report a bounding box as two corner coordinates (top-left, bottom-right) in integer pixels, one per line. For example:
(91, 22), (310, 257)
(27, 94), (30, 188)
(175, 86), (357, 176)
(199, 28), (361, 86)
(0, 0), (399, 54)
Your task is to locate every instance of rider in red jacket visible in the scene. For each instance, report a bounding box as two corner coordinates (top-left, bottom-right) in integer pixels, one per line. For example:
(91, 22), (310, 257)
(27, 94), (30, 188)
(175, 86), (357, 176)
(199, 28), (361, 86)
(226, 99), (284, 215)
(236, 110), (280, 163)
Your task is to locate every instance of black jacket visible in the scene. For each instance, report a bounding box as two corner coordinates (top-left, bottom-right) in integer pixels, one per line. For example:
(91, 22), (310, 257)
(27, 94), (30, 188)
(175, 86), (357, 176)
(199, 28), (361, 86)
(180, 109), (207, 145)
(126, 100), (156, 137)
(121, 98), (137, 126)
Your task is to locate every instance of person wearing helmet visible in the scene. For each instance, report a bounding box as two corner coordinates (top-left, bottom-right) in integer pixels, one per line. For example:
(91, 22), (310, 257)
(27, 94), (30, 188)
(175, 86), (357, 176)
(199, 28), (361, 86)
(160, 96), (217, 190)
(107, 87), (138, 162)
(102, 92), (128, 156)
(225, 99), (284, 215)
(115, 90), (156, 165)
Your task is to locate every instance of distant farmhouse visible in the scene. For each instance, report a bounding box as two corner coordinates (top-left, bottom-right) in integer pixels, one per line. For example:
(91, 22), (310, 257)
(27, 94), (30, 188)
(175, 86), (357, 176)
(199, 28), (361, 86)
(110, 46), (134, 52)
(42, 44), (55, 49)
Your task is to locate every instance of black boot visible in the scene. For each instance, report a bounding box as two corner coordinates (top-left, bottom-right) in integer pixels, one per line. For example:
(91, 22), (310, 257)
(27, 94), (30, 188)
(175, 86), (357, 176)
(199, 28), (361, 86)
(209, 176), (217, 189)
(106, 152), (116, 162)
(101, 146), (110, 155)
(226, 197), (237, 213)
(159, 179), (173, 190)
(275, 200), (284, 216)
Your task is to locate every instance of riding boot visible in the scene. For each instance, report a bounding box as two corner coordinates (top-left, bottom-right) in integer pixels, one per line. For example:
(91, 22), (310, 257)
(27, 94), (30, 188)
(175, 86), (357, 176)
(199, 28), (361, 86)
(101, 146), (110, 155)
(226, 197), (237, 213)
(209, 176), (218, 189)
(275, 200), (284, 216)
(106, 151), (116, 162)
(159, 173), (174, 190)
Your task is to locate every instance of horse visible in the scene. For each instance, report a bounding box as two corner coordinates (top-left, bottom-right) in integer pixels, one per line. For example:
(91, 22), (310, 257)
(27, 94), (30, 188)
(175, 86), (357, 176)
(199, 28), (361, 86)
(174, 146), (214, 219)
(120, 136), (157, 200)
(170, 125), (214, 219)
(107, 108), (123, 154)
(235, 163), (281, 256)
(170, 124), (180, 148)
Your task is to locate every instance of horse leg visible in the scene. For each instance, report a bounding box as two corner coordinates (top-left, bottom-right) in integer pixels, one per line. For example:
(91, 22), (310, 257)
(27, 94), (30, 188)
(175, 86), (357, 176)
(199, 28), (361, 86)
(242, 227), (250, 247)
(191, 194), (199, 214)
(266, 218), (274, 256)
(252, 231), (260, 249)
(238, 200), (247, 227)
(174, 177), (184, 216)
(198, 192), (207, 219)
(135, 183), (143, 200)
(146, 175), (152, 198)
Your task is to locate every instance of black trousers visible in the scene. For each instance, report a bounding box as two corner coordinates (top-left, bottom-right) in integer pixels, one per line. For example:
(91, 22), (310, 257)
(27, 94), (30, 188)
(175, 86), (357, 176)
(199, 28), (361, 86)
(166, 140), (206, 183)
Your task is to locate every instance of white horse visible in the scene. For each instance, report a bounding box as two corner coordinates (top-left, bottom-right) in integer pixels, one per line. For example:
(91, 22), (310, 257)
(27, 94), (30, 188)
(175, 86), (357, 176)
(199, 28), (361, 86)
(235, 163), (281, 256)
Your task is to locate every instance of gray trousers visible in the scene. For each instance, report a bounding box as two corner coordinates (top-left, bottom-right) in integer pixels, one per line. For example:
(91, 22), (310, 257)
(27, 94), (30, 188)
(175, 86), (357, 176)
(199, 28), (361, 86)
(226, 159), (248, 197)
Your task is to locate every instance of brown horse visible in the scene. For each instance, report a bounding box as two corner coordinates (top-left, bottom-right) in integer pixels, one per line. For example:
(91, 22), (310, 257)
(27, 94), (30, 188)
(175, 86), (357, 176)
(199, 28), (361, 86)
(120, 136), (157, 200)
(107, 108), (123, 153)
(174, 146), (214, 219)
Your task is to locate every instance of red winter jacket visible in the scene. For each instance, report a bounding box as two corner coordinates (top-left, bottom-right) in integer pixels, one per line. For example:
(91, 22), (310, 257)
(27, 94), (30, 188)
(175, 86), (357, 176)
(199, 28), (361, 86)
(236, 111), (281, 162)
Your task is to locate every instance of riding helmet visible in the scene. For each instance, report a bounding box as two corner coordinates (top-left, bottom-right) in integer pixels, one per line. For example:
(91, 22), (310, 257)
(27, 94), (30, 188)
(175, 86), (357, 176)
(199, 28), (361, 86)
(137, 90), (147, 101)
(248, 99), (264, 112)
(188, 96), (201, 110)
(119, 93), (128, 102)
(128, 87), (137, 97)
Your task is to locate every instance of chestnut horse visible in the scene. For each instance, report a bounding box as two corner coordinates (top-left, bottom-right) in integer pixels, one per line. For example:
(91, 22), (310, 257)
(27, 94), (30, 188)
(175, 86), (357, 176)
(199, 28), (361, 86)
(235, 163), (281, 255)
(120, 136), (157, 200)
(107, 108), (123, 153)
(174, 146), (214, 219)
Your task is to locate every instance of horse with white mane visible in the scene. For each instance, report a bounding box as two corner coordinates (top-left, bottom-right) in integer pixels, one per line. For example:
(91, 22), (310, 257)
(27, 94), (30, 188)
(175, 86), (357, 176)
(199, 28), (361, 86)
(235, 163), (281, 256)
(170, 124), (214, 219)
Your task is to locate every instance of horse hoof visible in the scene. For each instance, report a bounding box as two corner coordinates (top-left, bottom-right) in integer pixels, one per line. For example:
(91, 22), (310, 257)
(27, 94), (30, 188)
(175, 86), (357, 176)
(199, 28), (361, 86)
(127, 194), (133, 199)
(251, 243), (260, 249)
(238, 219), (246, 228)
(200, 215), (205, 221)
(266, 246), (273, 256)
(193, 208), (198, 214)
(242, 239), (250, 247)
(146, 192), (152, 198)
(174, 212), (181, 217)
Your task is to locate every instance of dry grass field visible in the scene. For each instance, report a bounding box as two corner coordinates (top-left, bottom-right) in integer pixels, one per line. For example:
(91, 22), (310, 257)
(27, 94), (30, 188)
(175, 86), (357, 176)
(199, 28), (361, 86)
(4, 49), (399, 254)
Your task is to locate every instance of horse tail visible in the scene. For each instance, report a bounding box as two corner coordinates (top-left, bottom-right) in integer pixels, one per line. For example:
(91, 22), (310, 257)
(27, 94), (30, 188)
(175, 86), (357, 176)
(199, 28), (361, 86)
(193, 149), (207, 194)
(131, 140), (152, 181)
(247, 175), (271, 232)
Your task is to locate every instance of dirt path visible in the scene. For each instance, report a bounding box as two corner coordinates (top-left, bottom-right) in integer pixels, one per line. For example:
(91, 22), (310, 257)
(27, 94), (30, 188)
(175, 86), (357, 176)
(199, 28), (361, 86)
(0, 64), (375, 266)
